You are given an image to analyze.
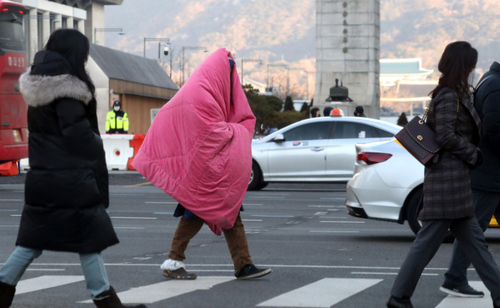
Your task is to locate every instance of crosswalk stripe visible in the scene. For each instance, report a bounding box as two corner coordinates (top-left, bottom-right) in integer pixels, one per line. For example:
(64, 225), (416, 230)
(16, 275), (84, 295)
(81, 276), (233, 304)
(257, 278), (382, 307)
(435, 281), (490, 308)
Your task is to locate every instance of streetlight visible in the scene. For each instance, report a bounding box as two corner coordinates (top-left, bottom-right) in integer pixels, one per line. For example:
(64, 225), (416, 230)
(181, 46), (208, 85)
(143, 37), (170, 58)
(240, 59), (262, 85)
(93, 28), (125, 45)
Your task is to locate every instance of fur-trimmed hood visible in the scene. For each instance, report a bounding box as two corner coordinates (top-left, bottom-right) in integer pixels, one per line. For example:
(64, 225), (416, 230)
(20, 68), (93, 107)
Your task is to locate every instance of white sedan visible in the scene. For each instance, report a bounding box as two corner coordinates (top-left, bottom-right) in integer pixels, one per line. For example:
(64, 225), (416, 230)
(249, 116), (402, 190)
(346, 139), (499, 234)
(346, 139), (424, 234)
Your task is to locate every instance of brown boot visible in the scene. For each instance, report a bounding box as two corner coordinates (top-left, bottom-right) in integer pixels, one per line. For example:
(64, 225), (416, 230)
(0, 281), (15, 308)
(93, 286), (147, 308)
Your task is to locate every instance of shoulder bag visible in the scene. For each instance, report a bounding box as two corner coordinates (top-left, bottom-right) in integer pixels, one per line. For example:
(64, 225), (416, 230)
(395, 101), (440, 165)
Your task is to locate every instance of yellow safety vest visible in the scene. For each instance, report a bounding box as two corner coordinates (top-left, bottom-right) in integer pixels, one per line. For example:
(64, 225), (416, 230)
(106, 110), (129, 133)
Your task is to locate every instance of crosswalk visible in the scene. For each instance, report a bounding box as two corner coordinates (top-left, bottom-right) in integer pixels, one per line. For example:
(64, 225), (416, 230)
(11, 275), (494, 307)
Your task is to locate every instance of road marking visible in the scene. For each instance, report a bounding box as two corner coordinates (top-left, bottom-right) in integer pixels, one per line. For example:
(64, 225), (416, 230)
(242, 219), (263, 222)
(125, 182), (152, 187)
(309, 230), (359, 233)
(320, 221), (365, 224)
(257, 278), (382, 307)
(314, 212), (328, 215)
(145, 201), (178, 204)
(110, 217), (157, 220)
(81, 276), (233, 304)
(308, 205), (337, 208)
(351, 272), (437, 276)
(16, 275), (84, 295)
(436, 281), (489, 308)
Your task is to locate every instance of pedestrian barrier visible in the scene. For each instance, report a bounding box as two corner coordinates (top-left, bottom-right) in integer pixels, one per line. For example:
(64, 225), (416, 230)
(127, 134), (146, 171)
(101, 134), (134, 171)
(20, 158), (29, 170)
(0, 160), (19, 176)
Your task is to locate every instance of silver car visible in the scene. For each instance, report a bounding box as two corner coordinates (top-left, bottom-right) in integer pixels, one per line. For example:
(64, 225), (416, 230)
(249, 116), (402, 190)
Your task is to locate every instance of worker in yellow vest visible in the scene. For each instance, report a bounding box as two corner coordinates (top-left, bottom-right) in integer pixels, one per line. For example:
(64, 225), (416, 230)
(106, 100), (129, 133)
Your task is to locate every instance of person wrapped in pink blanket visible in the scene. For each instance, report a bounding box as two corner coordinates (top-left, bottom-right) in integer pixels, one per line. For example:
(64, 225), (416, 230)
(132, 48), (272, 280)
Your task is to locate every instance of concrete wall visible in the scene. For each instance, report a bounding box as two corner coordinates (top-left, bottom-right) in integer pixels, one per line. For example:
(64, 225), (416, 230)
(314, 0), (380, 118)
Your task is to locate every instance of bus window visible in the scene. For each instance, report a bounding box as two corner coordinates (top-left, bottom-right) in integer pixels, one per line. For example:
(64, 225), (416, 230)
(0, 7), (24, 50)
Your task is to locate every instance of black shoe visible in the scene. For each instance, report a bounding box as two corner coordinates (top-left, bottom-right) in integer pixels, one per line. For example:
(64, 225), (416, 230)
(234, 264), (272, 280)
(386, 296), (413, 308)
(439, 284), (484, 298)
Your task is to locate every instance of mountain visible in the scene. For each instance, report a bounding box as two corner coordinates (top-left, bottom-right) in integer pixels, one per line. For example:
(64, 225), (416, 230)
(105, 0), (499, 97)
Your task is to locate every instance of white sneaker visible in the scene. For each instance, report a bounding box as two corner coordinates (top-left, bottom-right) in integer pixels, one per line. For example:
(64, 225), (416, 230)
(160, 259), (185, 271)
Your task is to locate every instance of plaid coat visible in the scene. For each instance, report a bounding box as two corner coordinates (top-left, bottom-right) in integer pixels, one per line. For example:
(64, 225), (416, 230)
(419, 87), (482, 220)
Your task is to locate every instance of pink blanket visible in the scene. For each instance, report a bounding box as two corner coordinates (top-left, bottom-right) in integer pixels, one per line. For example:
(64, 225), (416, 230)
(132, 48), (256, 235)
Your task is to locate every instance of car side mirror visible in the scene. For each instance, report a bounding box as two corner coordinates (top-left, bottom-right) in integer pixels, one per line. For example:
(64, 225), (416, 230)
(273, 134), (285, 142)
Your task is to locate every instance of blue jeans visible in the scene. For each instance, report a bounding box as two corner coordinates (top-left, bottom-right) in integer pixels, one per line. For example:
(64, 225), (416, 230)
(444, 190), (500, 287)
(0, 246), (109, 299)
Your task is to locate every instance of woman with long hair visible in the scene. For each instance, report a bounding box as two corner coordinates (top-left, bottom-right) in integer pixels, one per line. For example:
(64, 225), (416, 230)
(387, 41), (500, 308)
(0, 29), (146, 308)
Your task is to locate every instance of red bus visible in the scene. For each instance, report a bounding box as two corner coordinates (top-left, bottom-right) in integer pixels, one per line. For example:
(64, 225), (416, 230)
(0, 0), (28, 169)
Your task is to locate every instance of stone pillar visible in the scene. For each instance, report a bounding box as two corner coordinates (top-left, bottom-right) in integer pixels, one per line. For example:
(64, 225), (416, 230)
(54, 14), (62, 30)
(77, 20), (85, 34)
(66, 16), (74, 29)
(85, 2), (105, 45)
(28, 9), (38, 65)
(42, 11), (50, 46)
(314, 0), (380, 118)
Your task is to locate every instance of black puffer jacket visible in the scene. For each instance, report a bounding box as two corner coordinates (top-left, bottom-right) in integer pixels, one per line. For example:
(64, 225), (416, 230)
(16, 50), (119, 253)
(471, 62), (500, 193)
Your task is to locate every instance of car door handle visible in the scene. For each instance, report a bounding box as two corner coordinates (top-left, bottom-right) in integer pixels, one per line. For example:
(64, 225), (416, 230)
(311, 147), (324, 152)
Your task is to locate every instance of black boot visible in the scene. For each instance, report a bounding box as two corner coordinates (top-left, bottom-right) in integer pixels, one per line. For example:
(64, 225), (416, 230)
(0, 281), (15, 308)
(386, 295), (413, 308)
(93, 286), (147, 308)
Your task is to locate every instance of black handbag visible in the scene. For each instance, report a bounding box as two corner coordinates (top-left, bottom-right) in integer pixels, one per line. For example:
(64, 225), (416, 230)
(395, 102), (440, 165)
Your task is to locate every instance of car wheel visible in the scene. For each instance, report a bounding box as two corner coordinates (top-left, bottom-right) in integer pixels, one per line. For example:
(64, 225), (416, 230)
(406, 187), (454, 242)
(248, 161), (263, 191)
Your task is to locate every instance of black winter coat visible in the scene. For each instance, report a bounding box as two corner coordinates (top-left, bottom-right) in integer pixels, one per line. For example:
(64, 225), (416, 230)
(419, 87), (481, 220)
(471, 62), (500, 193)
(16, 51), (119, 254)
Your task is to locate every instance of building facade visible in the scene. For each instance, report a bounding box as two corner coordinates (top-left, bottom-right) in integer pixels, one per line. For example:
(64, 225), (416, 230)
(314, 0), (380, 118)
(13, 0), (121, 65)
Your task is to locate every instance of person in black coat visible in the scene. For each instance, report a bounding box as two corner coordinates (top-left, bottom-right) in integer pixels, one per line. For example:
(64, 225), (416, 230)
(440, 62), (500, 297)
(0, 29), (146, 308)
(387, 42), (500, 308)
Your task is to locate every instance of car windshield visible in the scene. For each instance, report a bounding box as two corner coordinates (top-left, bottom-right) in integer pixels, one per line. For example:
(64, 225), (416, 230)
(0, 7), (25, 50)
